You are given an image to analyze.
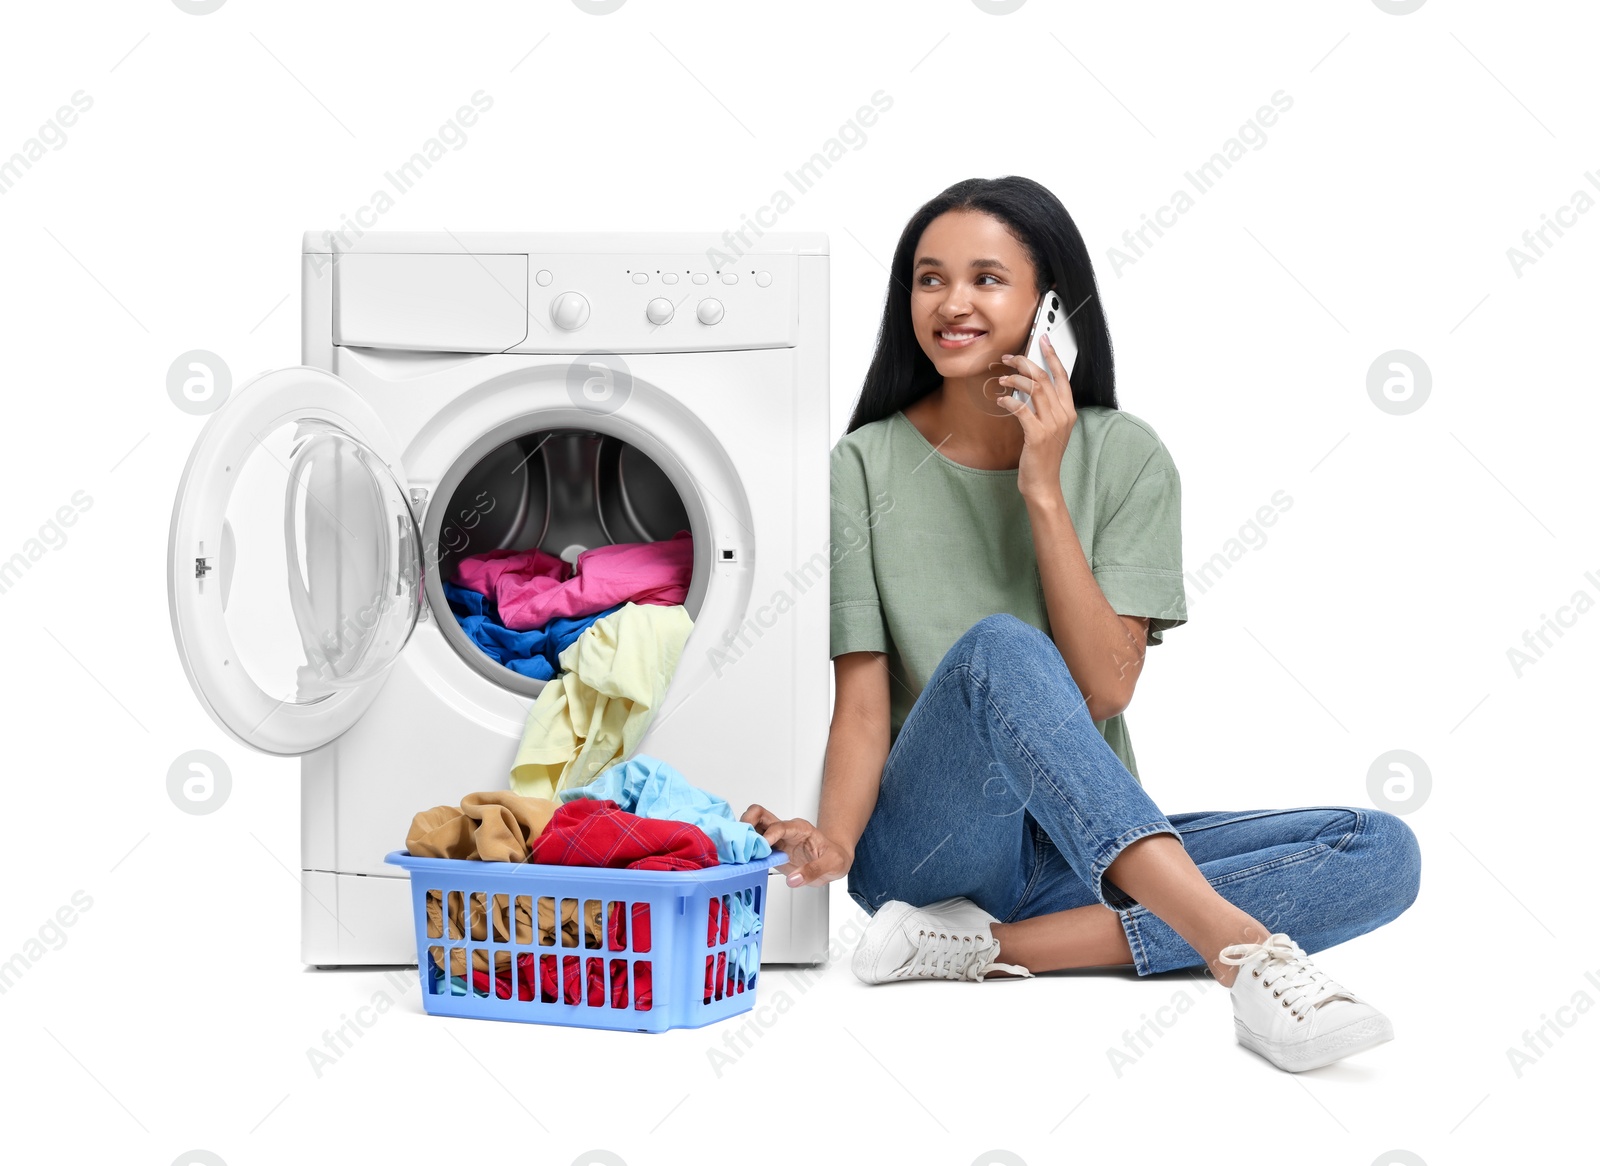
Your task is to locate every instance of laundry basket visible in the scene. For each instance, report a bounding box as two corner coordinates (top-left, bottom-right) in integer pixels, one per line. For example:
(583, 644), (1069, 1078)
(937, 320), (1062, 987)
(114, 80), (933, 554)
(384, 849), (786, 1033)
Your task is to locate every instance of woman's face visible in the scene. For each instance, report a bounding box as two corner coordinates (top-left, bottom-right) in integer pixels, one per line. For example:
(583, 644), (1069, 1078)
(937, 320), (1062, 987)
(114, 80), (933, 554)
(910, 209), (1042, 389)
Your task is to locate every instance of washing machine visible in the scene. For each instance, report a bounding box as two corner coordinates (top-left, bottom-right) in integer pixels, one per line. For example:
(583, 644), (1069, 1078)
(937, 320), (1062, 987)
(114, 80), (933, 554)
(167, 232), (831, 966)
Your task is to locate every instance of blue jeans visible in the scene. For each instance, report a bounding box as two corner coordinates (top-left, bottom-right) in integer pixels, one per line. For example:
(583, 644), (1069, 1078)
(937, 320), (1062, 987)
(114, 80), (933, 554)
(847, 615), (1422, 976)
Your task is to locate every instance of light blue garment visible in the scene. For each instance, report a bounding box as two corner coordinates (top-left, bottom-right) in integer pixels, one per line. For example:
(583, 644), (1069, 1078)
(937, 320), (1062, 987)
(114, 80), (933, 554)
(725, 891), (761, 982)
(558, 754), (772, 864)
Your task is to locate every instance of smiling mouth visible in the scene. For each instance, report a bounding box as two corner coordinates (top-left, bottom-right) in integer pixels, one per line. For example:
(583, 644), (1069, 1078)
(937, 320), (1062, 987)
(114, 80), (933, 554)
(935, 328), (987, 348)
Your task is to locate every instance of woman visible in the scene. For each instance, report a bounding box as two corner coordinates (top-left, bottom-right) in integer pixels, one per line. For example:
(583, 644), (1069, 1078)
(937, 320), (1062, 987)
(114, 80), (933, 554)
(741, 176), (1421, 1074)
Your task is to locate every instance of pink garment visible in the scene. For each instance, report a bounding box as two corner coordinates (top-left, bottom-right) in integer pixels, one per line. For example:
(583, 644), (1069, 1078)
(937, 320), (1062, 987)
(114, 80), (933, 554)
(451, 546), (569, 610)
(453, 531), (693, 631)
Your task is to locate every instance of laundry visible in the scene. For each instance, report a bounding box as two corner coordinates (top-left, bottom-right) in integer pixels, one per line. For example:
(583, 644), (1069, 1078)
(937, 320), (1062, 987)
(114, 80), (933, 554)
(404, 789), (712, 980)
(434, 900), (654, 1009)
(403, 786), (560, 857)
(407, 790), (580, 978)
(440, 954), (597, 1004)
(510, 602), (695, 799)
(451, 546), (569, 617)
(423, 883), (605, 979)
(554, 756), (767, 981)
(537, 902), (654, 1008)
(559, 754), (772, 864)
(615, 901), (654, 1009)
(527, 798), (720, 871)
(431, 893), (749, 1009)
(704, 892), (761, 1000)
(444, 580), (622, 680)
(441, 952), (653, 1010)
(406, 790), (558, 863)
(454, 531), (693, 632)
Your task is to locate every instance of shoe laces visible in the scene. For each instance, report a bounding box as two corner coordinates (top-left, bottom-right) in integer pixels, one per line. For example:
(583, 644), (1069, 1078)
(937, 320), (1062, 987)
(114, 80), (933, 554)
(1217, 933), (1355, 1018)
(900, 927), (1032, 982)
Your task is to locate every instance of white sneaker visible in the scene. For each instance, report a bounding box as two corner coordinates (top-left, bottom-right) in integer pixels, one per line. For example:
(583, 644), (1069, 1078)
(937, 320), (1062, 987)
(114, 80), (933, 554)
(1217, 932), (1393, 1072)
(851, 897), (1033, 984)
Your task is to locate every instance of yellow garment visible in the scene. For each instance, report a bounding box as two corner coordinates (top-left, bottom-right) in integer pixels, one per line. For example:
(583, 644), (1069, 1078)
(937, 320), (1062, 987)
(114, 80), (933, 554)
(510, 601), (693, 800)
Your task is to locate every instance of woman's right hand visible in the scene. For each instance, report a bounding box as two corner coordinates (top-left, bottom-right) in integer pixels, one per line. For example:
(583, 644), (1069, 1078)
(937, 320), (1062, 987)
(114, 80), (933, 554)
(740, 804), (853, 888)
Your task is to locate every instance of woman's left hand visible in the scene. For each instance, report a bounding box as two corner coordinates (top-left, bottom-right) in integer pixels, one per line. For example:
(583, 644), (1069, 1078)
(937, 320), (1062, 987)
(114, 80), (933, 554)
(994, 331), (1077, 503)
(739, 804), (852, 887)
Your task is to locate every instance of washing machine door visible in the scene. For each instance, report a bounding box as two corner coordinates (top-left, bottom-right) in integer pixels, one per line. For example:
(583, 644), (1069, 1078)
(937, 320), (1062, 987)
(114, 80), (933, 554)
(168, 367), (422, 755)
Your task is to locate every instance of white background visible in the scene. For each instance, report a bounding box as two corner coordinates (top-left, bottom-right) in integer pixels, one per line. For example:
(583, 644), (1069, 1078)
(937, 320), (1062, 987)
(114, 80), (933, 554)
(1, 2), (1594, 1163)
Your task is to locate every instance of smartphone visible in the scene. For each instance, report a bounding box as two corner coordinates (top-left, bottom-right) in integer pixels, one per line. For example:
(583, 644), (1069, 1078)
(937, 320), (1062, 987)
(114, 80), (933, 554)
(1011, 287), (1079, 415)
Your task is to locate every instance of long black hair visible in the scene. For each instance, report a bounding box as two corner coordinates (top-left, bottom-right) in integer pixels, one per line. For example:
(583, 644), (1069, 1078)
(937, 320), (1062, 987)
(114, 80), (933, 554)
(846, 175), (1118, 433)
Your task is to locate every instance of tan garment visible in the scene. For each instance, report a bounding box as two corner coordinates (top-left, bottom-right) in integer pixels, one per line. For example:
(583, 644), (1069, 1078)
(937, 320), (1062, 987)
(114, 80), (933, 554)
(406, 790), (559, 863)
(406, 790), (598, 978)
(424, 891), (603, 978)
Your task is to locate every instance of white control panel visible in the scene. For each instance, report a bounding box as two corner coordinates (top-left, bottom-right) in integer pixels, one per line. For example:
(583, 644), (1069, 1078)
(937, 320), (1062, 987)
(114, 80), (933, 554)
(510, 252), (796, 354)
(329, 247), (798, 354)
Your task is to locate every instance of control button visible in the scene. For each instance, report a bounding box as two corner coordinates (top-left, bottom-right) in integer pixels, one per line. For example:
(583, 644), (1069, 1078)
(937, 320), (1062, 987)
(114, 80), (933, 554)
(535, 269), (553, 287)
(631, 272), (649, 284)
(696, 298), (725, 325)
(646, 297), (674, 325)
(550, 291), (590, 331)
(662, 272), (680, 284)
(755, 270), (772, 287)
(721, 272), (738, 284)
(691, 272), (709, 284)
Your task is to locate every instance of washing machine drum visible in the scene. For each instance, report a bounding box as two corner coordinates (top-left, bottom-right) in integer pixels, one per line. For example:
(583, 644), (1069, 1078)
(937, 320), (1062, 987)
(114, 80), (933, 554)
(440, 429), (690, 569)
(430, 427), (695, 692)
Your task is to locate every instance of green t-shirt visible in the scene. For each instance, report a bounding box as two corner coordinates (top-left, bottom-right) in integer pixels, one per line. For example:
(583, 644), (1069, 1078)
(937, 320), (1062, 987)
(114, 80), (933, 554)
(829, 404), (1188, 783)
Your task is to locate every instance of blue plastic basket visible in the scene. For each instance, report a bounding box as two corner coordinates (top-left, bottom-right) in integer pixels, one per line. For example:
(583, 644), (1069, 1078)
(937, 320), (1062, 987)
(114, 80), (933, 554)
(384, 849), (785, 1033)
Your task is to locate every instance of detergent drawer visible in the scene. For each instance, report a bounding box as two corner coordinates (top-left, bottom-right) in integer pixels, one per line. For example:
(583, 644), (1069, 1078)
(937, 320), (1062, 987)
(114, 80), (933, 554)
(334, 252), (530, 352)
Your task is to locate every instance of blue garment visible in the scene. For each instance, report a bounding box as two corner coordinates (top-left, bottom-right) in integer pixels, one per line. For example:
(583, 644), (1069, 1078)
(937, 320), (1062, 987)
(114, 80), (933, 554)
(558, 754), (772, 864)
(846, 614), (1424, 976)
(444, 581), (620, 679)
(425, 963), (482, 998)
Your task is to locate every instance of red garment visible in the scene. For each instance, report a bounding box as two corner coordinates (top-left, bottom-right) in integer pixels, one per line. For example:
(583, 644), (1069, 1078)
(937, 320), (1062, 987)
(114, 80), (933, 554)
(610, 900), (653, 1010)
(446, 802), (697, 1011)
(701, 897), (752, 1003)
(460, 955), (603, 1005)
(527, 799), (718, 871)
(456, 901), (655, 1010)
